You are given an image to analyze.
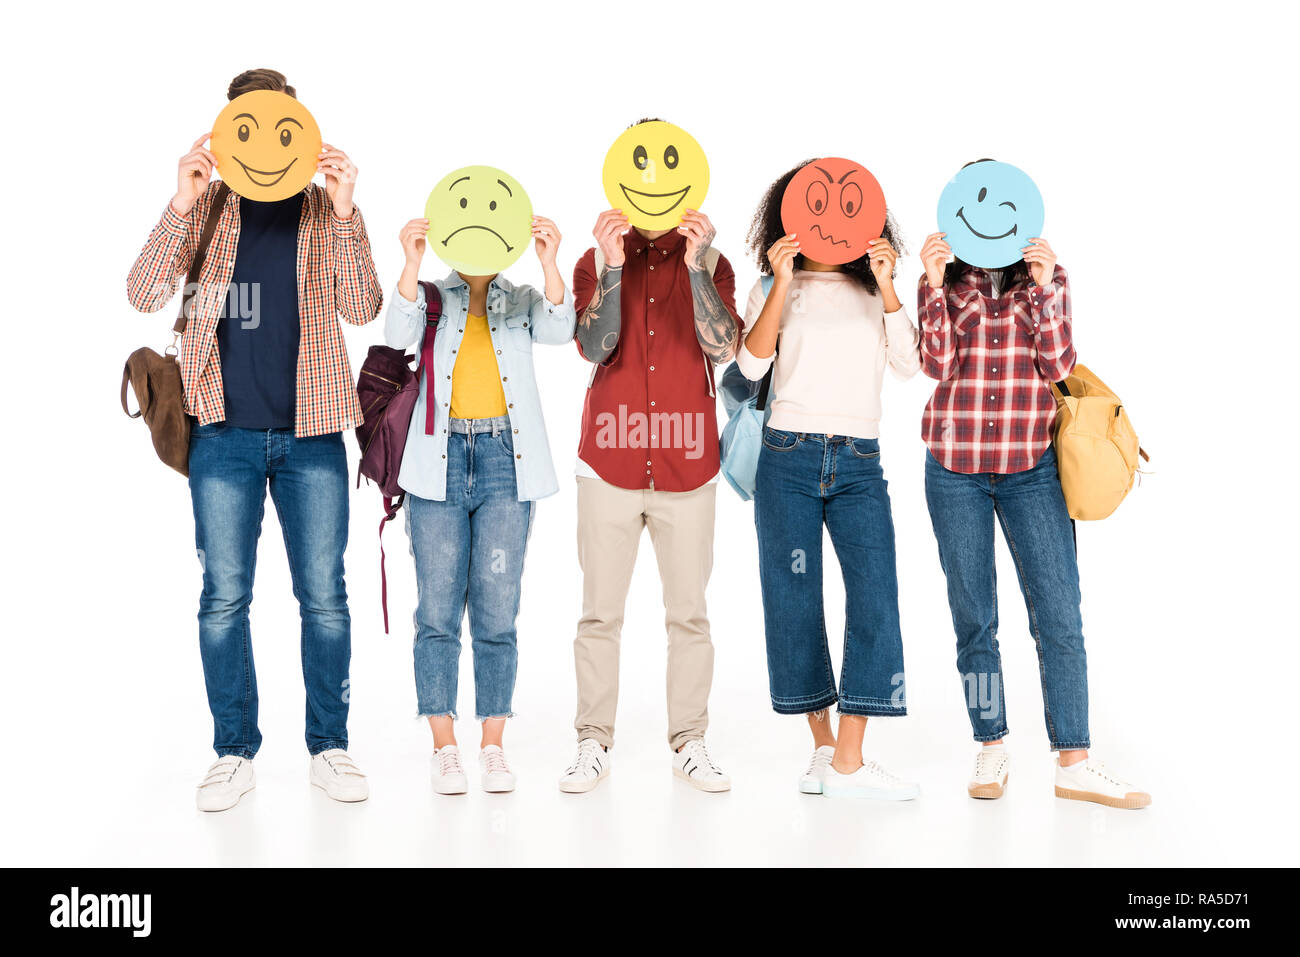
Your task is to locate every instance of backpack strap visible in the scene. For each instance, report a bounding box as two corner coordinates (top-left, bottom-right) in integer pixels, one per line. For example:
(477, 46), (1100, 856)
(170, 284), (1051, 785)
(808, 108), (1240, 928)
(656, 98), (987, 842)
(172, 182), (232, 336)
(753, 273), (779, 411)
(377, 494), (404, 635)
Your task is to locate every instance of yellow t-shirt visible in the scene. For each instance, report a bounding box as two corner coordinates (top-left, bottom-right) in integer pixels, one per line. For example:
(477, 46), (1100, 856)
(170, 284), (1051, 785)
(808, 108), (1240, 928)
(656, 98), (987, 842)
(449, 313), (508, 419)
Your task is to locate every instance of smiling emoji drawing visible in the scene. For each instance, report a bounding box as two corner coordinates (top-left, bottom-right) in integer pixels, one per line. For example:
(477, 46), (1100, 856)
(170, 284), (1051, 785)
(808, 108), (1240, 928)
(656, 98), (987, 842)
(210, 90), (321, 202)
(780, 158), (887, 265)
(937, 160), (1045, 269)
(602, 120), (709, 230)
(425, 166), (533, 275)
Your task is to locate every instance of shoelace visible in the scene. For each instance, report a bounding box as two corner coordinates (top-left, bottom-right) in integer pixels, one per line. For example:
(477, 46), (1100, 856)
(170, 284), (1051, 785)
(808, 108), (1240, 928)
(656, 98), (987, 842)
(862, 760), (904, 785)
(974, 750), (1007, 779)
(1078, 761), (1126, 788)
(684, 740), (723, 776)
(437, 750), (464, 777)
(805, 749), (834, 776)
(567, 740), (602, 775)
(199, 757), (242, 788)
(482, 749), (511, 775)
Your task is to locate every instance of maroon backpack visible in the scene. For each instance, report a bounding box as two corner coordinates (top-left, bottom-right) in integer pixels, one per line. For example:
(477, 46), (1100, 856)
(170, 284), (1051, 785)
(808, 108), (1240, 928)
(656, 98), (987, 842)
(354, 280), (442, 632)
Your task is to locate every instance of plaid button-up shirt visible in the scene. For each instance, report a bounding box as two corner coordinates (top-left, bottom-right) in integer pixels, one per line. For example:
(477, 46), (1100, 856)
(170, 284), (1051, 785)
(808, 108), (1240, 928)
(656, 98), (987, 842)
(918, 265), (1075, 475)
(127, 181), (382, 437)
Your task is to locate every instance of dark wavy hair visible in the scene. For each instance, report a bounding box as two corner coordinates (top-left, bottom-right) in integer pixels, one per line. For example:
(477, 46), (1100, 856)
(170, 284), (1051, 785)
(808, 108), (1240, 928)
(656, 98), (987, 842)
(942, 158), (1030, 288)
(745, 159), (903, 294)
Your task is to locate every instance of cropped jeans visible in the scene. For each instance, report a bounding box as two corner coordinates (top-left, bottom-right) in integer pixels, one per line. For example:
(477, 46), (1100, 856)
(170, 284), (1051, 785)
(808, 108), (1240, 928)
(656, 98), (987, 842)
(406, 416), (533, 721)
(754, 428), (907, 718)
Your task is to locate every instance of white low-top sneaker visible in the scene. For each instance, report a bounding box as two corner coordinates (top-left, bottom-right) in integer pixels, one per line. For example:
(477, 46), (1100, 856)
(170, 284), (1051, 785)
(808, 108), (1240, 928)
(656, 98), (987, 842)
(1055, 757), (1151, 809)
(432, 746), (469, 795)
(968, 747), (1010, 799)
(479, 745), (516, 793)
(309, 749), (369, 803)
(558, 738), (610, 793)
(672, 739), (731, 792)
(823, 760), (920, 801)
(799, 745), (836, 794)
(196, 755), (255, 812)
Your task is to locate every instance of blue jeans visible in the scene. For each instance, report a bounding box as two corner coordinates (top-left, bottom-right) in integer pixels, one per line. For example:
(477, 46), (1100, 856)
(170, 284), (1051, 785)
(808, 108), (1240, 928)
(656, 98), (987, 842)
(754, 429), (906, 717)
(187, 424), (352, 759)
(406, 417), (533, 721)
(924, 445), (1089, 750)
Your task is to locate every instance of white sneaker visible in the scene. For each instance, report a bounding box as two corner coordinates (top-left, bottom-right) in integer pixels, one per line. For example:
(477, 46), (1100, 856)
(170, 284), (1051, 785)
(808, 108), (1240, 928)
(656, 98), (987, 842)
(823, 759), (920, 801)
(432, 746), (469, 795)
(309, 748), (370, 803)
(196, 755), (255, 812)
(799, 745), (836, 794)
(479, 745), (516, 793)
(672, 739), (731, 792)
(559, 738), (610, 793)
(1055, 757), (1151, 809)
(968, 746), (1010, 799)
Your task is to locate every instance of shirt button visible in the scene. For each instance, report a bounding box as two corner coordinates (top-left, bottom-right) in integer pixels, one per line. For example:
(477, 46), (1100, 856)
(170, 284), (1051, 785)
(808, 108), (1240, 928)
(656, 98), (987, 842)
(508, 403), (514, 409)
(646, 460), (652, 466)
(992, 367), (998, 373)
(993, 338), (999, 344)
(990, 395), (996, 401)
(649, 330), (655, 336)
(513, 428), (519, 434)
(649, 365), (656, 371)
(988, 421), (994, 427)
(649, 265), (654, 271)
(649, 297), (655, 303)
(491, 326), (497, 332)
(650, 401), (656, 407)
(516, 453), (522, 460)
(646, 469), (652, 475)
(497, 350), (502, 355)
(523, 322), (529, 327)
(993, 311), (999, 318)
(502, 376), (508, 382)
(649, 241), (655, 248)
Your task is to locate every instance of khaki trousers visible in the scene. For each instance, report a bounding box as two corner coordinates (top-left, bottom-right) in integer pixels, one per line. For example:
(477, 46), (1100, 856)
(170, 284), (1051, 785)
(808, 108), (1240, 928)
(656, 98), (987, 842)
(574, 477), (716, 751)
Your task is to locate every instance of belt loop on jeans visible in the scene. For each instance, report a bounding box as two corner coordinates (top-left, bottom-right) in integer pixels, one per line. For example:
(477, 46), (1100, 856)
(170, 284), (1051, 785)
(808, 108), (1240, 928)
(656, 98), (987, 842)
(447, 415), (511, 436)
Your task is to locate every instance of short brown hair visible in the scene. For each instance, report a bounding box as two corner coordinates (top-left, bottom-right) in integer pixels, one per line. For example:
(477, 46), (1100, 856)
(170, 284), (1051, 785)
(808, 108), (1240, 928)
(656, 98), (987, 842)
(227, 68), (296, 101)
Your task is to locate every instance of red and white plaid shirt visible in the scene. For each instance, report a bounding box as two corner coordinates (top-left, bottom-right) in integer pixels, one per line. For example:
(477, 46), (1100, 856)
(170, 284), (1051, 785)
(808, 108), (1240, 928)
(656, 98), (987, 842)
(127, 181), (382, 437)
(918, 265), (1075, 475)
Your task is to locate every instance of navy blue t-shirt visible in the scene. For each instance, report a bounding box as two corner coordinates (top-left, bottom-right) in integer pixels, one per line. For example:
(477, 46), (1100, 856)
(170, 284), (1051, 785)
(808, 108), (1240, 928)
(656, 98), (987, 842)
(216, 193), (304, 429)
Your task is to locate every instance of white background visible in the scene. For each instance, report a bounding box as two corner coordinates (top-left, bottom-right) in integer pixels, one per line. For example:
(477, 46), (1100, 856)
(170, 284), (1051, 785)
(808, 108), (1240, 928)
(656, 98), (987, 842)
(2, 0), (1296, 867)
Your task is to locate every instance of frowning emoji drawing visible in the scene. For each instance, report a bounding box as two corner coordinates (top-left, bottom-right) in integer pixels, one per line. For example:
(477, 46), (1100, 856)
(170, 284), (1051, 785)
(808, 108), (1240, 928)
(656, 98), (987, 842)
(602, 120), (709, 230)
(425, 166), (533, 275)
(210, 90), (321, 201)
(780, 158), (887, 265)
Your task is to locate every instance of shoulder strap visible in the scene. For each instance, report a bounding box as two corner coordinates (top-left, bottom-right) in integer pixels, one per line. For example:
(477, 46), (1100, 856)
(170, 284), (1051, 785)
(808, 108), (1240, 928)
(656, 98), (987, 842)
(172, 182), (232, 335)
(418, 280), (442, 322)
(760, 273), (775, 296)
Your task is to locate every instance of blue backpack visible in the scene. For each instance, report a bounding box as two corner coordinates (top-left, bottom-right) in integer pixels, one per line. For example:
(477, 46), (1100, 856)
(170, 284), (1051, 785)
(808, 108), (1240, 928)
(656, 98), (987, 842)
(718, 274), (776, 500)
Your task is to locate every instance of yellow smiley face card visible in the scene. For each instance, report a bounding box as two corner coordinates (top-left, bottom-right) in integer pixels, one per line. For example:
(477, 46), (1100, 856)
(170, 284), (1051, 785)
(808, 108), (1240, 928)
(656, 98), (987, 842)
(602, 121), (709, 229)
(210, 90), (321, 201)
(425, 166), (533, 275)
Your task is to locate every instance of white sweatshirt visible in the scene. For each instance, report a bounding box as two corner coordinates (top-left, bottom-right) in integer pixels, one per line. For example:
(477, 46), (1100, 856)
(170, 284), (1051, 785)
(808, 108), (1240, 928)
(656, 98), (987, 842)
(736, 270), (921, 440)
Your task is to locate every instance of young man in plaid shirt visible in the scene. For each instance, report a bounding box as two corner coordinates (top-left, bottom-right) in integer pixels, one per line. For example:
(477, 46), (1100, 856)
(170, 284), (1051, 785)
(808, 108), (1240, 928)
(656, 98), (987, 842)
(127, 69), (382, 811)
(918, 215), (1150, 811)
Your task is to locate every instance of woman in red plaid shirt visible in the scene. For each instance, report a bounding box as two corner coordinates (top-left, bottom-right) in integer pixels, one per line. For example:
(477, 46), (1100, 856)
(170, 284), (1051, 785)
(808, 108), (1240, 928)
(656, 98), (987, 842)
(918, 163), (1149, 810)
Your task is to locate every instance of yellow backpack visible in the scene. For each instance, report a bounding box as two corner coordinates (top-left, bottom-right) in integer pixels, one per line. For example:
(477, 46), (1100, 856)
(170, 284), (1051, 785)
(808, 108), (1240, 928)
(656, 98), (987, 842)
(1051, 364), (1149, 521)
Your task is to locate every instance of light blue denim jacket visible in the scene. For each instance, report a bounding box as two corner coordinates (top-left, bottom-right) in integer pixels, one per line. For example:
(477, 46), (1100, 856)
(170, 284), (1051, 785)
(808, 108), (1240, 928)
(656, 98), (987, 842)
(384, 270), (576, 502)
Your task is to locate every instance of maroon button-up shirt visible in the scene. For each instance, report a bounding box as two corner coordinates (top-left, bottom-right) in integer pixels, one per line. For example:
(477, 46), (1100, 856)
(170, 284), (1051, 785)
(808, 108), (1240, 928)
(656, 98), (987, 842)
(573, 228), (742, 491)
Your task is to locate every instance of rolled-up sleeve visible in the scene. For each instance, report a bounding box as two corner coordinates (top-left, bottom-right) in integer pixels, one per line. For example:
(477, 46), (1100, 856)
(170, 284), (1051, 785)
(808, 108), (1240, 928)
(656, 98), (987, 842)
(1014, 265), (1075, 382)
(384, 282), (426, 349)
(529, 285), (577, 345)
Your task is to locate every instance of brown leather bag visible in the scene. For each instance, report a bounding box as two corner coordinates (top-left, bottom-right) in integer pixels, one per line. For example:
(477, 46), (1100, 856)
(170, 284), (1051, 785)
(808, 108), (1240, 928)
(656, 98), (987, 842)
(121, 183), (231, 476)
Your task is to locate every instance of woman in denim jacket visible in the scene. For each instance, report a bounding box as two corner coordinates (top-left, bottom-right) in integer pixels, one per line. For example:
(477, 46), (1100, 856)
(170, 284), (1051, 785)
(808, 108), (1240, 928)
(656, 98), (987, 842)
(385, 211), (574, 795)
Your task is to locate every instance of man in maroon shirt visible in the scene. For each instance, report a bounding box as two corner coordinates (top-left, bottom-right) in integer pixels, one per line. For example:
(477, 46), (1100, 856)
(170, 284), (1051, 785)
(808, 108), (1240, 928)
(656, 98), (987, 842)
(558, 121), (742, 794)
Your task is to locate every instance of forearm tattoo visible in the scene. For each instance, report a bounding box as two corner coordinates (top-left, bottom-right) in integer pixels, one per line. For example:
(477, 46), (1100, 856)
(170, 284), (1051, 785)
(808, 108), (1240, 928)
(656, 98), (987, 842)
(576, 266), (623, 363)
(689, 267), (738, 363)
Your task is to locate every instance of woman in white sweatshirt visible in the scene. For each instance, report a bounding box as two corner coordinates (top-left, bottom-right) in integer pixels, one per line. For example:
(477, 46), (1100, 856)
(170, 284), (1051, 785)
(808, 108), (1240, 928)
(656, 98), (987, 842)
(738, 160), (922, 799)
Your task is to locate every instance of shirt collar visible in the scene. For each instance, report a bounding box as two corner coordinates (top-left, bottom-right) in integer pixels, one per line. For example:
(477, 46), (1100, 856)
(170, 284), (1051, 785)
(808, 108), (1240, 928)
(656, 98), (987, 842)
(441, 270), (516, 294)
(623, 226), (685, 258)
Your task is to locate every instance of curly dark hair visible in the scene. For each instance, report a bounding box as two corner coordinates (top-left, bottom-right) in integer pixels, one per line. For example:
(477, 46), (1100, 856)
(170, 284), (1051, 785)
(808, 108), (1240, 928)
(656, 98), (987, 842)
(942, 158), (1030, 289)
(745, 159), (903, 294)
